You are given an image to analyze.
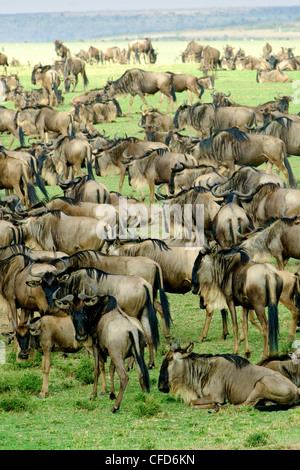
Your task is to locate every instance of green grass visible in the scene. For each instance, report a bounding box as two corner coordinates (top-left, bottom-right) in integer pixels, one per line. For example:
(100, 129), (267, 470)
(0, 40), (300, 451)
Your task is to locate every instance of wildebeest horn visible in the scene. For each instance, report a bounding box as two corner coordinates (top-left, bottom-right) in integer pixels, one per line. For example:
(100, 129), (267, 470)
(225, 91), (231, 97)
(156, 185), (168, 199)
(52, 287), (74, 302)
(28, 262), (42, 278)
(15, 201), (28, 217)
(211, 185), (231, 198)
(244, 124), (255, 131)
(78, 284), (98, 300)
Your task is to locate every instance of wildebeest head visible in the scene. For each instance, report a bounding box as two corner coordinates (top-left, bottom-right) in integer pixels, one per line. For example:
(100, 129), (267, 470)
(6, 318), (41, 360)
(158, 339), (194, 393)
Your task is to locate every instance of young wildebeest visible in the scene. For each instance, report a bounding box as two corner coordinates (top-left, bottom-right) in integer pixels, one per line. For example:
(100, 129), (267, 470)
(54, 291), (150, 412)
(31, 64), (60, 107)
(158, 340), (299, 410)
(191, 246), (283, 358)
(257, 354), (300, 387)
(6, 315), (93, 398)
(64, 57), (88, 93)
(0, 106), (23, 149)
(34, 107), (75, 144)
(104, 68), (176, 115)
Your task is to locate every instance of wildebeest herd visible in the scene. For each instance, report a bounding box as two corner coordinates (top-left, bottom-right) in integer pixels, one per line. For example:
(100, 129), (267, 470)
(0, 38), (300, 414)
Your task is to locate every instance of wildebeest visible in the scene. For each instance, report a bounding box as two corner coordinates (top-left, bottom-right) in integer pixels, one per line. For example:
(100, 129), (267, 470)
(125, 150), (197, 203)
(75, 49), (90, 62)
(181, 41), (204, 63)
(139, 108), (175, 133)
(73, 99), (122, 126)
(238, 183), (300, 228)
(191, 246), (283, 358)
(258, 116), (300, 156)
(64, 57), (88, 93)
(200, 46), (221, 73)
(104, 68), (176, 115)
(158, 340), (299, 410)
(58, 174), (111, 204)
(258, 354), (300, 387)
(0, 52), (8, 73)
(7, 315), (93, 397)
(88, 46), (100, 64)
(34, 107), (76, 143)
(128, 39), (157, 64)
(0, 106), (23, 148)
(262, 42), (272, 59)
(168, 162), (226, 195)
(173, 103), (256, 138)
(190, 128), (296, 187)
(100, 47), (121, 65)
(211, 192), (254, 248)
(31, 64), (60, 107)
(54, 267), (159, 369)
(14, 88), (64, 110)
(54, 40), (71, 59)
(238, 216), (300, 270)
(107, 238), (201, 295)
(158, 72), (205, 110)
(61, 292), (150, 412)
(256, 69), (292, 83)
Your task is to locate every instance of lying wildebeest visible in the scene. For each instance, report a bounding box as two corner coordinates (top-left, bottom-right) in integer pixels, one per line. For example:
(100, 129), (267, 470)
(104, 68), (176, 115)
(192, 246), (283, 358)
(64, 57), (88, 93)
(73, 99), (122, 126)
(238, 183), (300, 228)
(158, 340), (299, 410)
(31, 64), (60, 107)
(70, 88), (107, 106)
(256, 69), (292, 83)
(173, 103), (256, 138)
(59, 291), (150, 412)
(258, 354), (300, 387)
(125, 149), (197, 203)
(0, 106), (23, 148)
(14, 88), (64, 110)
(139, 108), (175, 132)
(168, 162), (226, 195)
(235, 56), (269, 70)
(6, 315), (93, 397)
(238, 216), (300, 270)
(190, 128), (296, 187)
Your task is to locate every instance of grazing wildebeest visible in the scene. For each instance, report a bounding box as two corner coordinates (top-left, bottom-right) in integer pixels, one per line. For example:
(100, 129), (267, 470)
(158, 72), (205, 110)
(31, 65), (60, 107)
(200, 46), (221, 73)
(60, 291), (150, 412)
(191, 246), (283, 358)
(158, 340), (299, 410)
(54, 40), (70, 59)
(104, 68), (176, 115)
(190, 128), (296, 187)
(168, 162), (226, 195)
(128, 39), (157, 64)
(8, 315), (92, 397)
(75, 49), (90, 62)
(64, 57), (88, 93)
(58, 174), (111, 204)
(256, 69), (292, 83)
(181, 41), (204, 63)
(0, 52), (8, 73)
(262, 42), (272, 59)
(173, 103), (256, 138)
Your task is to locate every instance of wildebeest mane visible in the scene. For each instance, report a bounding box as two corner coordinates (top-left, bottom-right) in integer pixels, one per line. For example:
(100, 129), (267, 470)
(257, 354), (291, 366)
(186, 352), (250, 368)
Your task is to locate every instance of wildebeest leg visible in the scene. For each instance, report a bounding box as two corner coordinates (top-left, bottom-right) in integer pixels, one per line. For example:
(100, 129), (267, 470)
(196, 305), (214, 343)
(119, 165), (127, 193)
(90, 344), (106, 398)
(154, 300), (170, 341)
(278, 297), (298, 340)
(226, 299), (239, 354)
(220, 309), (229, 340)
(240, 308), (251, 358)
(190, 394), (225, 409)
(73, 75), (78, 93)
(109, 360), (116, 399)
(255, 306), (269, 359)
(39, 348), (51, 398)
(140, 315), (155, 368)
(237, 375), (298, 408)
(109, 354), (129, 413)
(8, 134), (15, 150)
(135, 93), (150, 115)
(149, 180), (155, 205)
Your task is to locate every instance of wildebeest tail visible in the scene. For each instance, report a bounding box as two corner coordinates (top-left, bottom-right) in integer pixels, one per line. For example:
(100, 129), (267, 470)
(129, 330), (150, 393)
(29, 157), (48, 199)
(85, 146), (94, 180)
(14, 111), (25, 146)
(196, 79), (205, 100)
(155, 266), (171, 330)
(283, 154), (297, 188)
(145, 285), (160, 350)
(170, 73), (176, 102)
(255, 402), (300, 412)
(293, 274), (300, 327)
(69, 115), (76, 138)
(265, 275), (281, 355)
(83, 69), (89, 86)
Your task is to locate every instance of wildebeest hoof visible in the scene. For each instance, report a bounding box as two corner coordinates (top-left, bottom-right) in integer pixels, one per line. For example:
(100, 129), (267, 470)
(148, 363), (155, 369)
(110, 405), (119, 413)
(109, 392), (116, 400)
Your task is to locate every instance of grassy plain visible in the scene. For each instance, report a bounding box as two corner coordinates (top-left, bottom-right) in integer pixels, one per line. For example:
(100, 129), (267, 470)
(0, 40), (300, 451)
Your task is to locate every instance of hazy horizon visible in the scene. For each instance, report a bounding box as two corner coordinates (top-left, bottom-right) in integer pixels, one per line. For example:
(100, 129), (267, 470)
(1, 0), (300, 15)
